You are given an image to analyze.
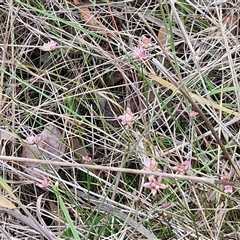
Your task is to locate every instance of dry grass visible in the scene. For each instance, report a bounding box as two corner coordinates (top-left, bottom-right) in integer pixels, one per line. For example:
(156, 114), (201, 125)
(0, 0), (240, 239)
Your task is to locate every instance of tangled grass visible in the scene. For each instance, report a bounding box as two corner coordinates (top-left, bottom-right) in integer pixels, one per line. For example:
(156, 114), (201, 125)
(0, 0), (240, 239)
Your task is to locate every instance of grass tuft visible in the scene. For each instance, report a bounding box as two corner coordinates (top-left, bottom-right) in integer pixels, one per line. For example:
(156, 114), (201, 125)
(0, 0), (240, 239)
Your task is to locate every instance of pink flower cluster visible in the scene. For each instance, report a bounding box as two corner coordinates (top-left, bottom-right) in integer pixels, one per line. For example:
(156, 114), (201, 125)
(142, 157), (167, 196)
(139, 35), (152, 48)
(142, 157), (159, 171)
(143, 175), (167, 197)
(142, 158), (191, 196)
(221, 172), (233, 194)
(39, 40), (58, 51)
(171, 160), (190, 175)
(82, 156), (92, 163)
(26, 134), (42, 145)
(189, 110), (198, 118)
(118, 107), (137, 126)
(132, 35), (152, 61)
(36, 177), (51, 189)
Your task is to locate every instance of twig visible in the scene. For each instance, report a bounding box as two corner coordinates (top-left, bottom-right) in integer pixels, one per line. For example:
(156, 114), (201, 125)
(0, 156), (239, 187)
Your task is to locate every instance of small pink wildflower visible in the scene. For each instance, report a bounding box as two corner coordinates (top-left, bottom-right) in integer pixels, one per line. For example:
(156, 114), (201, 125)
(220, 172), (231, 181)
(223, 185), (233, 194)
(36, 177), (51, 189)
(171, 160), (190, 175)
(132, 46), (150, 61)
(39, 40), (58, 51)
(26, 134), (42, 145)
(118, 107), (137, 126)
(82, 156), (92, 163)
(220, 172), (233, 194)
(189, 110), (198, 118)
(143, 175), (167, 196)
(139, 35), (152, 48)
(161, 202), (172, 209)
(142, 157), (159, 171)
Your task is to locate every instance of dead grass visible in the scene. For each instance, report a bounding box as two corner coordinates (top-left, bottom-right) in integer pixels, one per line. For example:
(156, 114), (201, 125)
(0, 0), (240, 239)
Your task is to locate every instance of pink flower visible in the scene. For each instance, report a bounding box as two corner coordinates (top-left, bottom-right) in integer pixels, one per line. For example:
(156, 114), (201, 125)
(82, 156), (92, 163)
(36, 177), (51, 189)
(118, 107), (137, 126)
(171, 160), (190, 175)
(26, 134), (42, 145)
(161, 202), (172, 209)
(189, 110), (198, 118)
(39, 40), (58, 51)
(224, 185), (233, 194)
(142, 157), (159, 171)
(221, 172), (231, 181)
(220, 173), (233, 194)
(139, 35), (152, 48)
(132, 46), (150, 61)
(143, 175), (167, 196)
